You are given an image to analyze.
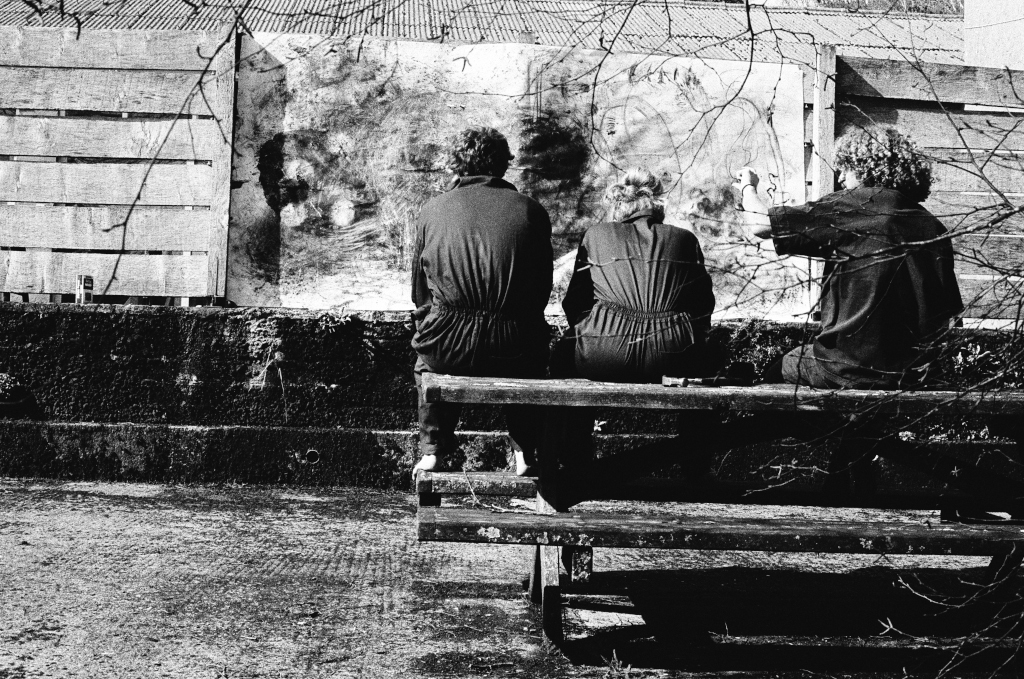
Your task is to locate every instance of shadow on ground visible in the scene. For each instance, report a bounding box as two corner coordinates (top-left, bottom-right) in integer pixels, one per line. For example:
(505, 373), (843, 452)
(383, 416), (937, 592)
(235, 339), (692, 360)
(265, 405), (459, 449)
(557, 565), (1022, 676)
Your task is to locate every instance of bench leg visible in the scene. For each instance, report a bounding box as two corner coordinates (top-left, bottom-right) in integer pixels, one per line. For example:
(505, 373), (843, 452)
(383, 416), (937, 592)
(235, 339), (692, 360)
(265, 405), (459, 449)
(528, 545), (542, 604)
(562, 546), (593, 586)
(527, 545), (564, 642)
(539, 545), (563, 643)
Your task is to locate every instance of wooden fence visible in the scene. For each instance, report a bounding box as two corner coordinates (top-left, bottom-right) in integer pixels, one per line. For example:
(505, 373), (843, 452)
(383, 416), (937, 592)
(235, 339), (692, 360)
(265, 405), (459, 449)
(0, 28), (1020, 319)
(807, 49), (1024, 321)
(0, 26), (235, 303)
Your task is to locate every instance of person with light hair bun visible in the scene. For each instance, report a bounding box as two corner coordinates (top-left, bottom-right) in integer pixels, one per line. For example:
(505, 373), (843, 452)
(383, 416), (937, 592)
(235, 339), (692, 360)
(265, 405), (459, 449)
(560, 168), (718, 382)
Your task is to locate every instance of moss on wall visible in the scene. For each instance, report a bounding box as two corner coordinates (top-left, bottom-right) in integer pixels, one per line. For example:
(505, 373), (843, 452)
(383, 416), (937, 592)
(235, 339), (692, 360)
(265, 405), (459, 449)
(0, 303), (1021, 487)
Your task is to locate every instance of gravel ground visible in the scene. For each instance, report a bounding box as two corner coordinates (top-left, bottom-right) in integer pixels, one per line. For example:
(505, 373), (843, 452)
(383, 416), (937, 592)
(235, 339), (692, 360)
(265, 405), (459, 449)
(0, 479), (1015, 678)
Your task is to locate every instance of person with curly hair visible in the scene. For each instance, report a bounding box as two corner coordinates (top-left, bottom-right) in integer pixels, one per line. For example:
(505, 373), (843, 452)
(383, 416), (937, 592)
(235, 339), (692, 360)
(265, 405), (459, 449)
(560, 168), (718, 382)
(735, 127), (962, 389)
(411, 127), (553, 477)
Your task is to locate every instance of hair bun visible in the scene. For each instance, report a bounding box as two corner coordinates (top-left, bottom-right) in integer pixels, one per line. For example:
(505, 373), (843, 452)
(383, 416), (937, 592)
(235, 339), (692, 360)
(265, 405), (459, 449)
(622, 168), (664, 196)
(602, 167), (667, 222)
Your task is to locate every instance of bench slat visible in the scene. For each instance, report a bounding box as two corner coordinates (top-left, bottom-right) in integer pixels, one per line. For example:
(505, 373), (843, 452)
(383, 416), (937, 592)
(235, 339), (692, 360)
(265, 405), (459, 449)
(416, 471), (537, 497)
(418, 507), (1024, 556)
(417, 471), (979, 510)
(421, 375), (1024, 415)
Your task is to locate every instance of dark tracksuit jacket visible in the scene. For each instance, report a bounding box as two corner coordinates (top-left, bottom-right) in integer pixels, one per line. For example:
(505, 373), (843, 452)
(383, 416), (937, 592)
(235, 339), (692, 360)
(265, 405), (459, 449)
(410, 174), (553, 458)
(562, 209), (716, 383)
(768, 186), (963, 388)
(411, 175), (553, 376)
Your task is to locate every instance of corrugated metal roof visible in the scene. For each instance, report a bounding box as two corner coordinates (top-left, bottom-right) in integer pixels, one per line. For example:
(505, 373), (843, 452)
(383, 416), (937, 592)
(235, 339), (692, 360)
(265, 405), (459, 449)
(0, 0), (963, 64)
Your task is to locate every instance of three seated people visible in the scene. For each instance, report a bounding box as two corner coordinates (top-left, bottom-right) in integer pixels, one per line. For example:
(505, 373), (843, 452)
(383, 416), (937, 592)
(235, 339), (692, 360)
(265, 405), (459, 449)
(410, 125), (963, 476)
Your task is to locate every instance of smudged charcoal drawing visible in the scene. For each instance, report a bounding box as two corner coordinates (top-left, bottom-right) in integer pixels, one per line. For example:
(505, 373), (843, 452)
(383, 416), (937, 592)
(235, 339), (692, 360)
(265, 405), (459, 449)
(229, 35), (806, 318)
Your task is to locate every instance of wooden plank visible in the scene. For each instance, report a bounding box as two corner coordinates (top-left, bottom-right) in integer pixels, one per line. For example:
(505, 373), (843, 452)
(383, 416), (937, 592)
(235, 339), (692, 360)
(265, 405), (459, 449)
(0, 26), (231, 71)
(836, 102), (1024, 151)
(837, 56), (1024, 108)
(0, 251), (208, 296)
(0, 161), (215, 206)
(415, 470), (984, 510)
(205, 29), (235, 298)
(0, 67), (219, 115)
(929, 151), (1024, 194)
(953, 233), (1024, 277)
(924, 193), (1024, 235)
(0, 116), (224, 160)
(812, 45), (836, 201)
(418, 506), (1024, 555)
(420, 374), (1024, 416)
(0, 205), (212, 251)
(712, 635), (1022, 650)
(958, 277), (1024, 321)
(416, 471), (537, 498)
(539, 545), (562, 643)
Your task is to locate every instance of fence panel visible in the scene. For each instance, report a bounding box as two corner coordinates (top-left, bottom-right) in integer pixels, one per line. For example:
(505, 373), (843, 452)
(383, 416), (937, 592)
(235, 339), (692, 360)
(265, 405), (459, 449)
(818, 55), (1024, 321)
(0, 25), (235, 301)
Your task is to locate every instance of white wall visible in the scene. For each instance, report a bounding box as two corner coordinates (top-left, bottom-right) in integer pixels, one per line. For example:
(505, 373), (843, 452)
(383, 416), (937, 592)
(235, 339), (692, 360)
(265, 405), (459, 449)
(226, 33), (809, 318)
(965, 0), (1024, 69)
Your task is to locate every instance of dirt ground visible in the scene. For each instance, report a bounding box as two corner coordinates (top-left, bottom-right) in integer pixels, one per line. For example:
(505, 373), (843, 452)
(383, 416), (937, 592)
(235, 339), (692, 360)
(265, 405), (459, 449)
(0, 479), (1018, 679)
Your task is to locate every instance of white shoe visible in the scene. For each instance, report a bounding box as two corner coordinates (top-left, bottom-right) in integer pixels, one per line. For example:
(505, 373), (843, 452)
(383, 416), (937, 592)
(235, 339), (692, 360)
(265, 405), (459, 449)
(412, 454), (438, 477)
(514, 449), (536, 477)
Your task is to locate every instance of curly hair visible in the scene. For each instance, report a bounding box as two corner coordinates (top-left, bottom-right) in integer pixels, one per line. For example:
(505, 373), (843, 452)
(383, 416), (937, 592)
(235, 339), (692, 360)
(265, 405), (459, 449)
(604, 168), (666, 222)
(447, 127), (514, 178)
(835, 127), (932, 203)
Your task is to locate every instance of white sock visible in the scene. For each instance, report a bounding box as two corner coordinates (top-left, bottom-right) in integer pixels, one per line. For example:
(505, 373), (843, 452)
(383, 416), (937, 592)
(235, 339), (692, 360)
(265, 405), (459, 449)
(514, 450), (533, 476)
(412, 454), (438, 475)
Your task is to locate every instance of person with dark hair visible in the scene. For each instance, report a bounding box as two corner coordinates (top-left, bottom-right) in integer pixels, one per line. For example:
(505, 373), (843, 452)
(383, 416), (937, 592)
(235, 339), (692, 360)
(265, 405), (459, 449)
(411, 127), (553, 477)
(561, 168), (718, 382)
(736, 127), (962, 389)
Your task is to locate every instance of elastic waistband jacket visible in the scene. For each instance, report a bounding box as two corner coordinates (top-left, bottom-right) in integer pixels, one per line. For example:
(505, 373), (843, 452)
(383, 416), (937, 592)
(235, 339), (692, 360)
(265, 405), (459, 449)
(596, 300), (689, 321)
(433, 301), (539, 322)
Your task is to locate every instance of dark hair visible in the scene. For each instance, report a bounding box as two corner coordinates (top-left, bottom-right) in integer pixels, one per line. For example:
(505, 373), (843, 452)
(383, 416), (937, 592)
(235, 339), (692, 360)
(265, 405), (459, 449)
(603, 168), (665, 222)
(835, 127), (932, 203)
(448, 127), (514, 178)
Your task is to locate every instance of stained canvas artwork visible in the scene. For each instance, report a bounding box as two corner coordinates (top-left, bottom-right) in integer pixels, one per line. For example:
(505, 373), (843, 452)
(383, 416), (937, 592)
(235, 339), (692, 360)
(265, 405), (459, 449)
(229, 35), (807, 318)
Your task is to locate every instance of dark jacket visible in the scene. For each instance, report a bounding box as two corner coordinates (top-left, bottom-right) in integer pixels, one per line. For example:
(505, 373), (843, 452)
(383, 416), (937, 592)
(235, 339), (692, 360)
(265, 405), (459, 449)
(769, 185), (963, 388)
(562, 209), (716, 383)
(411, 175), (553, 375)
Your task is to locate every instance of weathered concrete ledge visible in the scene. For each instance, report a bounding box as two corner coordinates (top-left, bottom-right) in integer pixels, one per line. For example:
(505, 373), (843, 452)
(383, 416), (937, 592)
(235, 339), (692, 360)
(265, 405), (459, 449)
(0, 302), (813, 430)
(1, 420), (1020, 494)
(0, 421), (654, 487)
(2, 302), (1020, 427)
(0, 303), (1021, 488)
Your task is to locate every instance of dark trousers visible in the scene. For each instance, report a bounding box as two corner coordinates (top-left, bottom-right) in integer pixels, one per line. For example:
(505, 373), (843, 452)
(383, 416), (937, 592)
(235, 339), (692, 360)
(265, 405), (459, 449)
(763, 344), (840, 389)
(414, 357), (542, 459)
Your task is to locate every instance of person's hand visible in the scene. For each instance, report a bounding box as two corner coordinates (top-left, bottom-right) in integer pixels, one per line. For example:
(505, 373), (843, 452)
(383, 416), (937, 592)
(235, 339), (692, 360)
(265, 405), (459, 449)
(733, 167), (759, 193)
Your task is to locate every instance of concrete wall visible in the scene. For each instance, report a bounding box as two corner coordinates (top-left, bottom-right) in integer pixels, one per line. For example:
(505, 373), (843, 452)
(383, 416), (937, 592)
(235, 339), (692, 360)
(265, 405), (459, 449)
(965, 0), (1024, 70)
(1, 304), (1021, 489)
(0, 303), (799, 486)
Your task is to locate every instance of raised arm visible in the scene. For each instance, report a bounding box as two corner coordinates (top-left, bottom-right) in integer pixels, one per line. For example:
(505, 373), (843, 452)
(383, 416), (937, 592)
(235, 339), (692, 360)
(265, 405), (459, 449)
(733, 168), (772, 240)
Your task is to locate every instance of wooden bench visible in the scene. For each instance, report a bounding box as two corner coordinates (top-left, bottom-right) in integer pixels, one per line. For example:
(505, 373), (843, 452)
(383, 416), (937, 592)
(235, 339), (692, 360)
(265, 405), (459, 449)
(415, 374), (1024, 645)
